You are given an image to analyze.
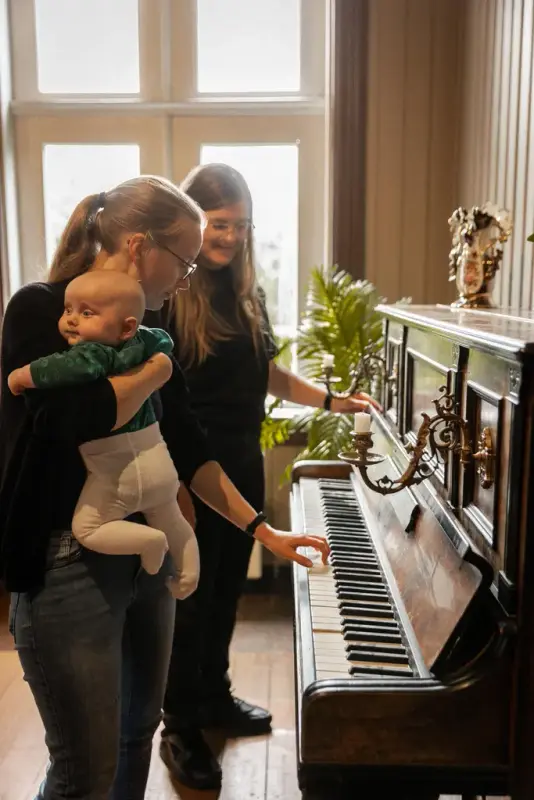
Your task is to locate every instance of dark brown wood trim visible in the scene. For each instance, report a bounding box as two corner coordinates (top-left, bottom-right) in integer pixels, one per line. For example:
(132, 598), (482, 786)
(330, 0), (369, 279)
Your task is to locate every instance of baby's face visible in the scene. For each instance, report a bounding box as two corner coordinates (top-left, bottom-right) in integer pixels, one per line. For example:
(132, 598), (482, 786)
(59, 285), (130, 347)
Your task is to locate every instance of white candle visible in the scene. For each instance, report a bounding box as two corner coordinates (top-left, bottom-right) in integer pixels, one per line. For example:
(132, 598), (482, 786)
(354, 412), (371, 434)
(322, 353), (335, 369)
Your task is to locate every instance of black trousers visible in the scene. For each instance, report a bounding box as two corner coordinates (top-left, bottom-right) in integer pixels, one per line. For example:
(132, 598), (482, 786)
(163, 432), (265, 726)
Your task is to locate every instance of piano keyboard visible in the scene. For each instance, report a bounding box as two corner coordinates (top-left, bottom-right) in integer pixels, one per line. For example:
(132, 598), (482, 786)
(300, 477), (417, 681)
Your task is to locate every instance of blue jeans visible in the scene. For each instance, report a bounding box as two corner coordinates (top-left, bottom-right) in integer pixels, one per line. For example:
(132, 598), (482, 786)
(9, 530), (175, 800)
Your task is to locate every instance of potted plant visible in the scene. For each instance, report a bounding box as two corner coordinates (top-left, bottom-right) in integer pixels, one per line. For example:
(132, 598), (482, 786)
(261, 265), (397, 481)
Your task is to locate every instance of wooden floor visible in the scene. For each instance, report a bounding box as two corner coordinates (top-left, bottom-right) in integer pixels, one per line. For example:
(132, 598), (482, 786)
(0, 583), (300, 800)
(0, 584), (508, 800)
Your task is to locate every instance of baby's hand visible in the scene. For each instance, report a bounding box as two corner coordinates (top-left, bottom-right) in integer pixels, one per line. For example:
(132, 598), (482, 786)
(8, 365), (35, 395)
(166, 573), (199, 600)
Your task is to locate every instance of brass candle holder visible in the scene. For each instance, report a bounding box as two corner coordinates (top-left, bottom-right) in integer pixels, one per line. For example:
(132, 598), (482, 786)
(339, 386), (495, 496)
(322, 349), (392, 401)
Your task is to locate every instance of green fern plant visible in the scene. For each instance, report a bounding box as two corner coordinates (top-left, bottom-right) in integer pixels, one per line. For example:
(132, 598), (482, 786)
(261, 265), (394, 480)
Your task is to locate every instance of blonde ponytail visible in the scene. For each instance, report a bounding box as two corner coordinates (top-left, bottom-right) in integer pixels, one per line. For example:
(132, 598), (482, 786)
(48, 193), (102, 283)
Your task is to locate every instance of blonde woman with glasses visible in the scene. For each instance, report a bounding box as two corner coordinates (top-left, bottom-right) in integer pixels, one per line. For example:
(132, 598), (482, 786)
(0, 174), (329, 800)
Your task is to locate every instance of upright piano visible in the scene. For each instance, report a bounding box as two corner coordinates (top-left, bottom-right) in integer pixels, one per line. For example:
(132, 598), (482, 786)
(291, 305), (534, 800)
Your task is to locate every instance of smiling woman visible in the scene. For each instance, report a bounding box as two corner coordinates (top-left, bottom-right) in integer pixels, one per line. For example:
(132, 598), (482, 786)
(158, 162), (373, 792)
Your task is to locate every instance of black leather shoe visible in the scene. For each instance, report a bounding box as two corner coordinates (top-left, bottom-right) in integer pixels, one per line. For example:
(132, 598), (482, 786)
(159, 728), (222, 790)
(201, 696), (272, 737)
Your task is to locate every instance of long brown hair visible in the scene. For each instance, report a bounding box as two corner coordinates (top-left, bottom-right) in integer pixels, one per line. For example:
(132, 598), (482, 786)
(174, 163), (264, 367)
(48, 175), (204, 283)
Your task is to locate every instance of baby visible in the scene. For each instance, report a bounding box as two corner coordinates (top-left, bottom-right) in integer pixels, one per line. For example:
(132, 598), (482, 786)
(8, 271), (199, 600)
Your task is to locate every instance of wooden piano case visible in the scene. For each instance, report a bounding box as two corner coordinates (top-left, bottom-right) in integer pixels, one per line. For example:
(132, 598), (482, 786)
(292, 305), (534, 799)
(378, 305), (534, 799)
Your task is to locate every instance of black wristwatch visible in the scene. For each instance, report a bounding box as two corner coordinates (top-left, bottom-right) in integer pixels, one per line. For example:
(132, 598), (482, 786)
(323, 393), (333, 411)
(244, 511), (267, 537)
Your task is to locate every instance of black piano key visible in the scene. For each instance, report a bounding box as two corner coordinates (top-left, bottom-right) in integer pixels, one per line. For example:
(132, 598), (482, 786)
(326, 524), (365, 530)
(338, 592), (390, 603)
(333, 568), (381, 580)
(332, 553), (374, 563)
(326, 522), (367, 530)
(336, 578), (386, 590)
(335, 572), (384, 584)
(331, 553), (375, 561)
(333, 563), (382, 574)
(343, 628), (404, 644)
(332, 553), (377, 562)
(339, 603), (394, 619)
(342, 617), (400, 631)
(335, 575), (385, 586)
(337, 589), (390, 602)
(347, 647), (409, 665)
(339, 597), (393, 611)
(326, 535), (370, 544)
(349, 663), (413, 677)
(327, 543), (371, 553)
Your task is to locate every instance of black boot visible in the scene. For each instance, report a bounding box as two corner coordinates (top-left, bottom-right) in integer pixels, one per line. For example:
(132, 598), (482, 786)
(160, 726), (222, 791)
(201, 695), (272, 737)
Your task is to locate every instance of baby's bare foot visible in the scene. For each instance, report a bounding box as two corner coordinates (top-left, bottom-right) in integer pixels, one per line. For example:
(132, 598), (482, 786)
(141, 536), (168, 574)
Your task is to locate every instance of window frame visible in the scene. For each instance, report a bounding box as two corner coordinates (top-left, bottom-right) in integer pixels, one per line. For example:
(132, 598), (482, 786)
(6, 0), (329, 313)
(171, 114), (324, 326)
(9, 0), (326, 105)
(14, 115), (169, 285)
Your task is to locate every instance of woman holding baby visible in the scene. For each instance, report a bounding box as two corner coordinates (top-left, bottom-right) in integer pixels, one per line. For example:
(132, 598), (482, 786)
(0, 176), (330, 800)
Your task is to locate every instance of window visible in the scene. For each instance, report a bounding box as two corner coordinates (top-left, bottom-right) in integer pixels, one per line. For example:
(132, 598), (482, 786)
(34, 0), (140, 94)
(43, 144), (141, 261)
(201, 144), (298, 329)
(6, 0), (327, 325)
(196, 0), (300, 94)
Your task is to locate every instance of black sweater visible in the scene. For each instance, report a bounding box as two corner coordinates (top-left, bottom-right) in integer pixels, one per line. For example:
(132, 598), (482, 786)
(171, 267), (278, 439)
(0, 280), (212, 592)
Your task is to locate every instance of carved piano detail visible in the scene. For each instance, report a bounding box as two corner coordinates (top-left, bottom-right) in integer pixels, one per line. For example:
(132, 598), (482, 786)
(291, 305), (534, 799)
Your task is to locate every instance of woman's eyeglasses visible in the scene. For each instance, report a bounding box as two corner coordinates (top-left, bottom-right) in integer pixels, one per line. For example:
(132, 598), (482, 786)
(146, 231), (197, 291)
(207, 220), (254, 237)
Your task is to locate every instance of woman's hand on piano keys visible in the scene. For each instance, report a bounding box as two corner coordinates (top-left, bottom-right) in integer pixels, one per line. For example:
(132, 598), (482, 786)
(331, 391), (382, 414)
(254, 525), (330, 568)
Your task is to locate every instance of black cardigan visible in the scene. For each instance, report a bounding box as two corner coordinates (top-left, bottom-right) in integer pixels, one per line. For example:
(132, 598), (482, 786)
(0, 280), (212, 592)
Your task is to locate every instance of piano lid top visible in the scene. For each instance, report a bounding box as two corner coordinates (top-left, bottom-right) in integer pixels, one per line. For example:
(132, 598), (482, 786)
(376, 303), (534, 357)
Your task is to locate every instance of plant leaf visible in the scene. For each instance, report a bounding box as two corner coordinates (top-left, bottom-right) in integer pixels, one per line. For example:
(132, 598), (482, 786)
(261, 265), (408, 482)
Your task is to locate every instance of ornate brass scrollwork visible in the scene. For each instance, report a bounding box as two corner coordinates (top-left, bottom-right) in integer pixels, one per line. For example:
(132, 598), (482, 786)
(322, 348), (388, 400)
(339, 386), (495, 495)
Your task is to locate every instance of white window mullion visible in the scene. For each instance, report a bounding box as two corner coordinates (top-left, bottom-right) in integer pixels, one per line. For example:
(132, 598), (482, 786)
(170, 0), (197, 101)
(9, 0), (39, 101)
(139, 0), (172, 101)
(300, 0), (327, 98)
(297, 115), (326, 318)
